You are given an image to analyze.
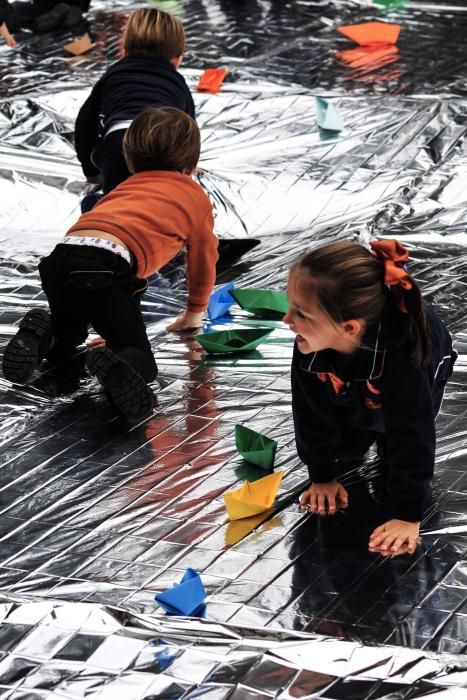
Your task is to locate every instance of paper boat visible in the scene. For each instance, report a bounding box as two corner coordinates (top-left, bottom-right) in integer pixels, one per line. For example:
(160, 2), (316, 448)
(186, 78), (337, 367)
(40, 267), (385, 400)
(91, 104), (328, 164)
(314, 97), (344, 132)
(224, 471), (284, 520)
(195, 328), (272, 354)
(155, 568), (206, 616)
(235, 424), (277, 470)
(208, 283), (235, 320)
(337, 22), (401, 46)
(230, 288), (289, 316)
(197, 68), (228, 93)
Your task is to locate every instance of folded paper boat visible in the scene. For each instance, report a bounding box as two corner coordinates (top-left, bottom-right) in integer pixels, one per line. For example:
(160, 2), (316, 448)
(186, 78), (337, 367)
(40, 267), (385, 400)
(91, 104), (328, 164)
(197, 67), (228, 92)
(230, 288), (289, 316)
(235, 424), (277, 470)
(337, 22), (401, 46)
(314, 97), (344, 132)
(224, 471), (284, 520)
(155, 568), (206, 616)
(195, 327), (272, 354)
(208, 283), (235, 320)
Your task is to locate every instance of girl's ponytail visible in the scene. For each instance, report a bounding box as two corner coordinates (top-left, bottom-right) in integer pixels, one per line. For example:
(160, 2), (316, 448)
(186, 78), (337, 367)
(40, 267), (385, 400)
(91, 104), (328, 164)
(370, 240), (431, 366)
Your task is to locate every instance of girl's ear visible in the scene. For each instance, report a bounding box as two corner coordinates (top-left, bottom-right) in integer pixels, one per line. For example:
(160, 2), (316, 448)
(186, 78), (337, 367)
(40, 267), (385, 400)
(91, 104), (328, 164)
(342, 319), (364, 338)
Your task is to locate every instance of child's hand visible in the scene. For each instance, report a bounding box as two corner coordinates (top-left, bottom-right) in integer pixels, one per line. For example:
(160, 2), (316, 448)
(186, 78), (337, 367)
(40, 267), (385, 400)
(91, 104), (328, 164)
(299, 480), (349, 515)
(87, 336), (106, 349)
(166, 310), (204, 333)
(368, 519), (420, 556)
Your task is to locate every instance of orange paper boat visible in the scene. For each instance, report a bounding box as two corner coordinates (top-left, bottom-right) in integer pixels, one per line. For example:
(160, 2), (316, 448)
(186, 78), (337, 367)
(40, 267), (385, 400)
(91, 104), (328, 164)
(197, 68), (228, 93)
(224, 470), (283, 521)
(337, 22), (400, 47)
(64, 33), (95, 56)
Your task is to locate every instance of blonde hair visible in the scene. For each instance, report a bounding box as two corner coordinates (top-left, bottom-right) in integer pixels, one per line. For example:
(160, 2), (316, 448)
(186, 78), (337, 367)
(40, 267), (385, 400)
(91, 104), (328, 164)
(122, 8), (185, 60)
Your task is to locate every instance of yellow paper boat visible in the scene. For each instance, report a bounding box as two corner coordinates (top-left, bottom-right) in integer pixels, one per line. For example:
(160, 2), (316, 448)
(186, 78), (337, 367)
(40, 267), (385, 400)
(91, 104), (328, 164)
(224, 471), (283, 521)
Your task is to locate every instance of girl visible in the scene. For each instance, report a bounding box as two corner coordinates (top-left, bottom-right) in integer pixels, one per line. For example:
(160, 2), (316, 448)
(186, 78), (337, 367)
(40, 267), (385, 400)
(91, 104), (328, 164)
(74, 7), (195, 195)
(283, 240), (456, 556)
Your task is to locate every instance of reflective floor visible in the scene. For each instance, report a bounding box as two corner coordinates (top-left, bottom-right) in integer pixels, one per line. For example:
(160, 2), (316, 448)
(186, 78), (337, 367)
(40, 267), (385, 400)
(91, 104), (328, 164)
(0, 0), (466, 697)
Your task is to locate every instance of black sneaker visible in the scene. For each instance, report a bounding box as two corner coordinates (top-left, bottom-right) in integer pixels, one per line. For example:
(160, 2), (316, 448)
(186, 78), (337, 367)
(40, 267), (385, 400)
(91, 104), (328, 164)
(62, 4), (83, 30)
(32, 2), (70, 33)
(86, 346), (154, 424)
(3, 308), (52, 384)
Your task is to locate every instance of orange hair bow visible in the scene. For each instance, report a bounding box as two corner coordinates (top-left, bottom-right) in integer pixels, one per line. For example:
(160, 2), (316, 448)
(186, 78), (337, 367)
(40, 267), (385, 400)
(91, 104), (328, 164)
(370, 239), (412, 288)
(370, 239), (412, 312)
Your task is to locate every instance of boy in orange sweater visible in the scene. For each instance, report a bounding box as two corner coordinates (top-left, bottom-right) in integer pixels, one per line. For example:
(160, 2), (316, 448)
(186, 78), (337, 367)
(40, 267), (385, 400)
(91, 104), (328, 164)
(2, 107), (218, 424)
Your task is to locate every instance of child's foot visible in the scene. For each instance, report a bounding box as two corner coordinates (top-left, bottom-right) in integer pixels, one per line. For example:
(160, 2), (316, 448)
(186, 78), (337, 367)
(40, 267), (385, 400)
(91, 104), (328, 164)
(86, 347), (154, 424)
(2, 309), (52, 384)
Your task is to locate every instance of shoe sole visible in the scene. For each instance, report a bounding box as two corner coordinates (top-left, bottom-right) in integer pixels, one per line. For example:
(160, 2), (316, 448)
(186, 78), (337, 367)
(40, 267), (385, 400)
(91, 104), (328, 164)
(86, 347), (153, 423)
(3, 309), (51, 384)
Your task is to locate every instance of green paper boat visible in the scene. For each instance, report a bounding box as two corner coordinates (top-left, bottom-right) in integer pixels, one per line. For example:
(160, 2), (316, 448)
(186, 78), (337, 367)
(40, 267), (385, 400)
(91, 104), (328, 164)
(230, 288), (289, 317)
(235, 424), (277, 470)
(195, 328), (272, 354)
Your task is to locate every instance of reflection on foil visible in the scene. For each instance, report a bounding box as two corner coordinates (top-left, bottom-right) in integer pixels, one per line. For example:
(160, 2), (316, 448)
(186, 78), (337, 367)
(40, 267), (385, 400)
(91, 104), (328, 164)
(0, 0), (466, 695)
(336, 44), (401, 69)
(0, 599), (465, 697)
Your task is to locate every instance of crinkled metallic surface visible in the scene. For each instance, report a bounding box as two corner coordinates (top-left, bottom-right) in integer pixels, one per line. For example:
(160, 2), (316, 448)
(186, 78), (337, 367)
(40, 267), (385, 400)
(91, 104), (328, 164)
(0, 598), (466, 699)
(0, 0), (466, 696)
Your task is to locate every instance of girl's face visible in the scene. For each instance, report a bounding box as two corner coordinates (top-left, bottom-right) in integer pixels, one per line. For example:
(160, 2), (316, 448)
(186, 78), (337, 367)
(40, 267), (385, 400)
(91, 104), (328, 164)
(284, 272), (362, 355)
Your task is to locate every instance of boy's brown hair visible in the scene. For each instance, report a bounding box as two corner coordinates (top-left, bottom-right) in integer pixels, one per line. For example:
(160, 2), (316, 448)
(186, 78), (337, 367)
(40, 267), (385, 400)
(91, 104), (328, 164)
(123, 107), (200, 174)
(122, 8), (185, 60)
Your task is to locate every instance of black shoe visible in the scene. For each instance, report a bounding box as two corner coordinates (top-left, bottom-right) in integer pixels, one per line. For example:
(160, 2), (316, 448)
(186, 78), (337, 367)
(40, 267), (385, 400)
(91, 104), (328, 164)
(86, 347), (154, 424)
(3, 308), (52, 384)
(32, 2), (70, 32)
(62, 4), (83, 29)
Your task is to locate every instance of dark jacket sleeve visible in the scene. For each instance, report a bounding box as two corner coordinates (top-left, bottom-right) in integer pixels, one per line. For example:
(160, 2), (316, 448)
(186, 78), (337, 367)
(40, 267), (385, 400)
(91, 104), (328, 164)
(291, 345), (341, 483)
(74, 81), (104, 177)
(380, 353), (436, 522)
(186, 84), (195, 119)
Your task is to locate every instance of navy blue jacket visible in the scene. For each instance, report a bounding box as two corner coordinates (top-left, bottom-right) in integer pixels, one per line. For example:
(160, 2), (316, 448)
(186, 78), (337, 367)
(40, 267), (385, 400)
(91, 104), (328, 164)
(74, 55), (195, 177)
(291, 305), (456, 522)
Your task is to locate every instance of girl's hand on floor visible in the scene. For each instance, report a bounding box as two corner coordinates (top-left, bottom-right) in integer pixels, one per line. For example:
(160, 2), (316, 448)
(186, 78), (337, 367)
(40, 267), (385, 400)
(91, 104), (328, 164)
(299, 481), (349, 515)
(368, 519), (420, 556)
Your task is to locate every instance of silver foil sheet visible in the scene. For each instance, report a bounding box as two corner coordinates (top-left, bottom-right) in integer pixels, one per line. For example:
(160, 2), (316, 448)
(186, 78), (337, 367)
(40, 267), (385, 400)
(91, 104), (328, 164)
(0, 0), (466, 696)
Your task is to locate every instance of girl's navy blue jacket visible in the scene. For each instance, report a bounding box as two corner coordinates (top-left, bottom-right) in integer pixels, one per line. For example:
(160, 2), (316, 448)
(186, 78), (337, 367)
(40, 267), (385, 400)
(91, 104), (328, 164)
(291, 305), (456, 522)
(74, 55), (195, 177)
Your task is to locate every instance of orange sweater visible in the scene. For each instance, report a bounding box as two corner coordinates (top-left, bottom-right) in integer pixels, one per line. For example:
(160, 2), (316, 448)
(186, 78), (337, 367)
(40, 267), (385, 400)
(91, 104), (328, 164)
(67, 171), (218, 312)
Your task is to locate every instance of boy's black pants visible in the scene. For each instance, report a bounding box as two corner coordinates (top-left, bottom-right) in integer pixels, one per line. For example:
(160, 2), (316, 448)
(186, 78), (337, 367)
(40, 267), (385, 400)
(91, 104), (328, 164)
(38, 244), (158, 382)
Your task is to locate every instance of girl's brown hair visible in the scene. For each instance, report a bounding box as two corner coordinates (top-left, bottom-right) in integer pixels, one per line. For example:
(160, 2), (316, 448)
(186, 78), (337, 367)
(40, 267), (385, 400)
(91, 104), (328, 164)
(122, 8), (185, 60)
(291, 240), (431, 366)
(123, 106), (200, 174)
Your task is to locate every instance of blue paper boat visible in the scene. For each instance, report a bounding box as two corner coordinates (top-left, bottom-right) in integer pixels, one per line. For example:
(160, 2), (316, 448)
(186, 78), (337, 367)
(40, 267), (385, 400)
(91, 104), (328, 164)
(315, 97), (344, 132)
(155, 568), (206, 616)
(208, 283), (235, 320)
